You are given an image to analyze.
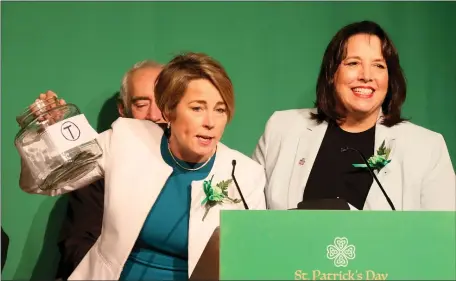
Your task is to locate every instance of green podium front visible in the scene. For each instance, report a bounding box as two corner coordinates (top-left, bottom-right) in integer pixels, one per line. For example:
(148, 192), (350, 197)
(220, 210), (456, 280)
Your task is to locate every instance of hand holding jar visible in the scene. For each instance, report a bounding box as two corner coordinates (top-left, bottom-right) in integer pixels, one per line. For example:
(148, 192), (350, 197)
(19, 90), (67, 127)
(15, 90), (102, 191)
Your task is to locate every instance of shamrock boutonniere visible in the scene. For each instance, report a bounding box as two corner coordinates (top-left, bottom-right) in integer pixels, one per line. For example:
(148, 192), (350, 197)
(353, 140), (391, 171)
(201, 175), (242, 221)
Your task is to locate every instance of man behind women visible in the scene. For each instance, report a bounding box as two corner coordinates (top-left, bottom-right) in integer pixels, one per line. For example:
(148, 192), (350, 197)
(254, 20), (455, 211)
(56, 60), (166, 280)
(18, 52), (266, 280)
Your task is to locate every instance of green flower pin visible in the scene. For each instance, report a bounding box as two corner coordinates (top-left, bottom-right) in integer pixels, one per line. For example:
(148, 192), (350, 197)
(201, 175), (242, 221)
(353, 140), (392, 170)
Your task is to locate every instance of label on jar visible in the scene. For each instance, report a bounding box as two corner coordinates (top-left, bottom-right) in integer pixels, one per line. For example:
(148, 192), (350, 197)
(41, 114), (99, 155)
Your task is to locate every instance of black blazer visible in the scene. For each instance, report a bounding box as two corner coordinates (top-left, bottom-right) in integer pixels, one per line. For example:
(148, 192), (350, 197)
(1, 227), (9, 271)
(56, 179), (104, 280)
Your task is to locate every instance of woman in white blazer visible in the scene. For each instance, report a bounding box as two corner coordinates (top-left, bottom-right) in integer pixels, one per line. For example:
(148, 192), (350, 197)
(253, 20), (455, 211)
(18, 52), (266, 280)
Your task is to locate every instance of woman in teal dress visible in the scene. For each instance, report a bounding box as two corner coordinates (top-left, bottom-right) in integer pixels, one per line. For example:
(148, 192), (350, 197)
(120, 132), (216, 280)
(17, 52), (267, 280)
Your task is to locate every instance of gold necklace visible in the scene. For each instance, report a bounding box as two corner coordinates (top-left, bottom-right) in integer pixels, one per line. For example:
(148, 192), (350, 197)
(167, 143), (216, 171)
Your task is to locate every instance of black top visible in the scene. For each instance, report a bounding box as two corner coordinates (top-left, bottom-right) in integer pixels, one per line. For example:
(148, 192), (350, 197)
(303, 122), (376, 210)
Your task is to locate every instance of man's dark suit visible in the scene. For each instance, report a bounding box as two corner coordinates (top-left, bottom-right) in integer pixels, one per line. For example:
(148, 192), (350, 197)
(56, 180), (104, 280)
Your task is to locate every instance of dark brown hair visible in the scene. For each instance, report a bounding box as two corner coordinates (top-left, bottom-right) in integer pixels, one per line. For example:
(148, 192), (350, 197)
(154, 52), (234, 122)
(311, 20), (407, 127)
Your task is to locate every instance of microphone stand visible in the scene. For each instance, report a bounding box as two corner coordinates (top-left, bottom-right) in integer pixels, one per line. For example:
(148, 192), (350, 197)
(231, 160), (249, 210)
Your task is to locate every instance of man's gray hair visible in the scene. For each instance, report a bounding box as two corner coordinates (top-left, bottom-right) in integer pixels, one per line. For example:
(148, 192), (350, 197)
(119, 60), (163, 114)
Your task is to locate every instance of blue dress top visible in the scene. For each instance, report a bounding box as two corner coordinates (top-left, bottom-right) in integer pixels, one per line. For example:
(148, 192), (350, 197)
(120, 134), (215, 281)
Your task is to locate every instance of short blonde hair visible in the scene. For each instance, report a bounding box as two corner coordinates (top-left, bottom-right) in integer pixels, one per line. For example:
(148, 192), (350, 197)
(155, 52), (235, 122)
(119, 60), (163, 115)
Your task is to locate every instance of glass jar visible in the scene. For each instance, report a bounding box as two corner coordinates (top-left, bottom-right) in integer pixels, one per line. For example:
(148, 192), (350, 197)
(15, 96), (103, 191)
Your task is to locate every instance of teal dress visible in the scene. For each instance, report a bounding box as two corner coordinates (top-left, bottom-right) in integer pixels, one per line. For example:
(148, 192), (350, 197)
(120, 134), (215, 281)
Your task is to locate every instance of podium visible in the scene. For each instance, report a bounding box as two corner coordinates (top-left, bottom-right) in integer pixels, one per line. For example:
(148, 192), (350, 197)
(214, 210), (456, 280)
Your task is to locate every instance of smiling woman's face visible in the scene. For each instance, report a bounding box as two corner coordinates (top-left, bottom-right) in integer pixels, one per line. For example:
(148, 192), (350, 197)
(167, 79), (228, 163)
(335, 33), (389, 122)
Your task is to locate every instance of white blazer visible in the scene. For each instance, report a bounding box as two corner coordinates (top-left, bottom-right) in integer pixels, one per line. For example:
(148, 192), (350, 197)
(19, 118), (266, 280)
(252, 108), (456, 211)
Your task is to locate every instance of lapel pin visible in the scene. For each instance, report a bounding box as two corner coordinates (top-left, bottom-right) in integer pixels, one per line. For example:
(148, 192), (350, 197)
(298, 158), (305, 166)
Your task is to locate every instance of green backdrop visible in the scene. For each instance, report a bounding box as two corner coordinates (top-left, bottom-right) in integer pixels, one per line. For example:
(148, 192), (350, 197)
(2, 2), (455, 280)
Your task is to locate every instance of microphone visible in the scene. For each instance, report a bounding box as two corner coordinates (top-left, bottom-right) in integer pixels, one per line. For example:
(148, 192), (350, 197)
(341, 147), (396, 210)
(231, 160), (249, 210)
